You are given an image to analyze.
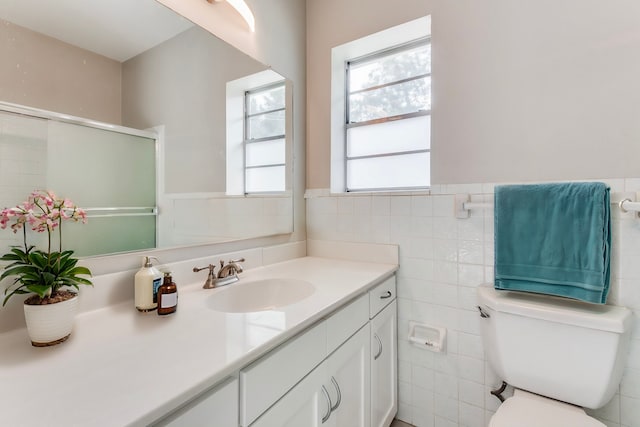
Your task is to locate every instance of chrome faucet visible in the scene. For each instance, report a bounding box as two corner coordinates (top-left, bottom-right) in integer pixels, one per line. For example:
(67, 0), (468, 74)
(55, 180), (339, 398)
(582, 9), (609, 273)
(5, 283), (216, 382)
(218, 258), (244, 279)
(193, 258), (245, 289)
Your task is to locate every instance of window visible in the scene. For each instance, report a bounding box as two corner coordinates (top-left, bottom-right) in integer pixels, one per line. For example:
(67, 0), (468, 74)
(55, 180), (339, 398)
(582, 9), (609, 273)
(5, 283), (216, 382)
(345, 39), (431, 191)
(244, 82), (286, 193)
(330, 16), (431, 193)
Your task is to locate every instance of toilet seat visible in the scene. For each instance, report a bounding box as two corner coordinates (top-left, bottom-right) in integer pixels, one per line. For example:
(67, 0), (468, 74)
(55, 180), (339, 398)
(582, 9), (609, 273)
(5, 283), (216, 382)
(489, 390), (606, 427)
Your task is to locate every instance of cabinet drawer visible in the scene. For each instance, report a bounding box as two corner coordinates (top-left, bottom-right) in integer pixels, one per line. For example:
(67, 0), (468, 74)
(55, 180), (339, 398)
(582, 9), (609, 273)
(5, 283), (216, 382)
(325, 293), (369, 355)
(240, 321), (326, 426)
(153, 376), (238, 427)
(369, 276), (396, 318)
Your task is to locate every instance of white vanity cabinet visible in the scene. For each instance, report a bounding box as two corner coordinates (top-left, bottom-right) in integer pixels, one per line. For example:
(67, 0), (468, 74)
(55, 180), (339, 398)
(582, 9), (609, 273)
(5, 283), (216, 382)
(152, 376), (239, 427)
(154, 274), (397, 427)
(247, 275), (397, 427)
(240, 322), (327, 426)
(250, 363), (327, 427)
(251, 325), (371, 427)
(368, 276), (398, 427)
(370, 301), (397, 427)
(323, 325), (371, 426)
(243, 293), (370, 427)
(0, 255), (400, 427)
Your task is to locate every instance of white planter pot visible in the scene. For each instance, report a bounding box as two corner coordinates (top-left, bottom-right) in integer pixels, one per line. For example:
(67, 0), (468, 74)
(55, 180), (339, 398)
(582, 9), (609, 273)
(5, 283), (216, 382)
(23, 294), (79, 347)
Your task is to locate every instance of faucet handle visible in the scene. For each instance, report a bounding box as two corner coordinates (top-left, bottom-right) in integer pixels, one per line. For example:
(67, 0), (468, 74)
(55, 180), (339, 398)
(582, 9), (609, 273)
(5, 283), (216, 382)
(230, 258), (245, 272)
(193, 264), (217, 289)
(193, 264), (216, 274)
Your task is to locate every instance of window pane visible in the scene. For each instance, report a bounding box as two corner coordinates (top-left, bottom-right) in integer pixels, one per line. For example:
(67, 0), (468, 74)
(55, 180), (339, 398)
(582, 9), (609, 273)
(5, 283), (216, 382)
(347, 115), (430, 157)
(248, 110), (285, 140)
(248, 84), (286, 114)
(246, 138), (285, 167)
(349, 43), (430, 92)
(246, 165), (285, 193)
(349, 76), (430, 123)
(347, 152), (430, 190)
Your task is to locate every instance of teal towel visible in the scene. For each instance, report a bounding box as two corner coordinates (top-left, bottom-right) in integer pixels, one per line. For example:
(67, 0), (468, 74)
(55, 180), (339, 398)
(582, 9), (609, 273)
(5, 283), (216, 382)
(494, 182), (611, 304)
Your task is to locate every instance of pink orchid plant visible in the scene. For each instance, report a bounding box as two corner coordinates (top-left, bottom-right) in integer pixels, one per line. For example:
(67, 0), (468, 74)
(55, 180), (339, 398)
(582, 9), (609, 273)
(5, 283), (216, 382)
(0, 190), (92, 306)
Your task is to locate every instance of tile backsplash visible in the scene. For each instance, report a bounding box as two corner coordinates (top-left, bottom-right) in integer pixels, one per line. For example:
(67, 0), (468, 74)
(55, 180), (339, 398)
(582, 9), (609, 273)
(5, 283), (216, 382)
(306, 179), (640, 427)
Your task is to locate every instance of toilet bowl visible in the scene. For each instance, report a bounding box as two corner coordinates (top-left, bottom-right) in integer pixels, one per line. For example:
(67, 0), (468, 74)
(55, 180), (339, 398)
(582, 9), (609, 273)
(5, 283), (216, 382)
(489, 389), (605, 427)
(477, 284), (632, 427)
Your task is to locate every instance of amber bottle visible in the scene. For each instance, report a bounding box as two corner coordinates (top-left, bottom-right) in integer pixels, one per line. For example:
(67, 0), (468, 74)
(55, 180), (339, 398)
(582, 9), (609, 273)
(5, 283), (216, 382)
(157, 272), (178, 315)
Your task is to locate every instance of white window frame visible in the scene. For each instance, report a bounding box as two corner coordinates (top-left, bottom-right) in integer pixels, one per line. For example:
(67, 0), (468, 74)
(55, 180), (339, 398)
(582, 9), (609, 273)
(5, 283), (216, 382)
(225, 69), (289, 196)
(243, 81), (286, 194)
(330, 16), (431, 193)
(344, 38), (431, 192)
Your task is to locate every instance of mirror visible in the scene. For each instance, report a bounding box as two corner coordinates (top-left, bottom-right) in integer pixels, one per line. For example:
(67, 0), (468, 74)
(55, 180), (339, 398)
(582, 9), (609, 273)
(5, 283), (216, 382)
(0, 0), (293, 257)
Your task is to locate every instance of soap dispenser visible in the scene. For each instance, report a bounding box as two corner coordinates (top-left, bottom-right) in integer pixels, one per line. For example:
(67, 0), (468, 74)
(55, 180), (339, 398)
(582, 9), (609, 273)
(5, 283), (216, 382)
(134, 256), (162, 312)
(157, 272), (178, 315)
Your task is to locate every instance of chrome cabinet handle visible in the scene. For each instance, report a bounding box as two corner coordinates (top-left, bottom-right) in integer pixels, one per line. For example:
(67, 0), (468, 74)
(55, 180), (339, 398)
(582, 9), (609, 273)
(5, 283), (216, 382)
(477, 305), (490, 318)
(374, 333), (383, 360)
(321, 385), (332, 423)
(380, 291), (392, 299)
(330, 376), (342, 411)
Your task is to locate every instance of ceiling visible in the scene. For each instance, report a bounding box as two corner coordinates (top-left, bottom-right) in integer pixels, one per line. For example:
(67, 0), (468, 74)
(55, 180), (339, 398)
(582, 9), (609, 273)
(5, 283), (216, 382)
(0, 0), (194, 62)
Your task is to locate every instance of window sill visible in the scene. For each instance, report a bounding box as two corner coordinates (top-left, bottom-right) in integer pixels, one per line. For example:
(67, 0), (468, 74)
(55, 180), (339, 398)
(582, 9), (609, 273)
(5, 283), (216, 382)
(304, 188), (431, 198)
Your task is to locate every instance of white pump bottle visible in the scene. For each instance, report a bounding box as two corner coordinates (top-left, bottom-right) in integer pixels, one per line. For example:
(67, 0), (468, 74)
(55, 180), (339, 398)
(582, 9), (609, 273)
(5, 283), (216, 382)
(134, 256), (163, 312)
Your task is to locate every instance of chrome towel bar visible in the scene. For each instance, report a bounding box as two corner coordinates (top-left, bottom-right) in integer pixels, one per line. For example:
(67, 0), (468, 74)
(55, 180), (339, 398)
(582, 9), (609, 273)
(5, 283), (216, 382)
(83, 207), (157, 218)
(455, 193), (640, 219)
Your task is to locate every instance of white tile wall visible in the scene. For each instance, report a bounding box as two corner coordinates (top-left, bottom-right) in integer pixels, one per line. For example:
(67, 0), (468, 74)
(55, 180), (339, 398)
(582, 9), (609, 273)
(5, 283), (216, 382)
(164, 195), (293, 246)
(0, 113), (48, 250)
(306, 179), (640, 427)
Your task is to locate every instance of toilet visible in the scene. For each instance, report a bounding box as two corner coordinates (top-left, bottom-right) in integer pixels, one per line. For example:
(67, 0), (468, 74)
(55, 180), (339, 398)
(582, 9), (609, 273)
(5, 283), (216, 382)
(477, 284), (633, 427)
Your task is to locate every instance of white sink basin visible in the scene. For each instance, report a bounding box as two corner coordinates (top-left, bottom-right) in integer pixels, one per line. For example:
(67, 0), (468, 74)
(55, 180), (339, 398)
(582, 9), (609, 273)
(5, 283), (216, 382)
(206, 278), (316, 313)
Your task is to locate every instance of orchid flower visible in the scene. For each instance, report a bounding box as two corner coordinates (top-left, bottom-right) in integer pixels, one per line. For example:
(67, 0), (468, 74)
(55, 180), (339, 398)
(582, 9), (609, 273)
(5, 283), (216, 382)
(0, 190), (92, 304)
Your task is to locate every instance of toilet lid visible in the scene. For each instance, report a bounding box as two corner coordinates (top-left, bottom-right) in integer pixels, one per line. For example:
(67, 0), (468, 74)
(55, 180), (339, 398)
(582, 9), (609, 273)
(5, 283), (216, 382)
(490, 390), (606, 427)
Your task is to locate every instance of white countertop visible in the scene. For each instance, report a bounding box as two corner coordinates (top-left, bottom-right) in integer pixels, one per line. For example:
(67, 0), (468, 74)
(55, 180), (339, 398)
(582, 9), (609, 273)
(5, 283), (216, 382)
(0, 256), (397, 426)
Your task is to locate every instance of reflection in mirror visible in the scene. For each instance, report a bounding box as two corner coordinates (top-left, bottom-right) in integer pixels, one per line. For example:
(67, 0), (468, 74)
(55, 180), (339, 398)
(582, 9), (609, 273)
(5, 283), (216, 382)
(0, 0), (293, 257)
(0, 107), (158, 257)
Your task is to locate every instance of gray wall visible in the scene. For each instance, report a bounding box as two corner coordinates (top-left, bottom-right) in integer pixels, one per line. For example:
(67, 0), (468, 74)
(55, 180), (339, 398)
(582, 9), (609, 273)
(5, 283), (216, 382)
(430, 0), (640, 184)
(306, 0), (431, 188)
(306, 0), (640, 187)
(0, 19), (122, 124)
(122, 26), (266, 193)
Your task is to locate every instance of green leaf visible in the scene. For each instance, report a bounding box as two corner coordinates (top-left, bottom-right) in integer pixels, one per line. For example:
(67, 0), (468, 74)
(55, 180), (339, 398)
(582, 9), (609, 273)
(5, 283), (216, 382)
(0, 253), (22, 261)
(1, 265), (39, 281)
(28, 252), (48, 269)
(11, 247), (31, 256)
(2, 286), (30, 306)
(69, 266), (92, 277)
(60, 276), (93, 286)
(42, 272), (56, 286)
(1, 247), (30, 263)
(26, 284), (51, 299)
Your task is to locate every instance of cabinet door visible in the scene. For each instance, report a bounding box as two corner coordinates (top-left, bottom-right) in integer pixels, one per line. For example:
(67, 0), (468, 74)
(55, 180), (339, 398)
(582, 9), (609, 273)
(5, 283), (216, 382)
(371, 300), (397, 427)
(324, 325), (371, 427)
(240, 321), (327, 426)
(153, 376), (238, 427)
(251, 363), (328, 427)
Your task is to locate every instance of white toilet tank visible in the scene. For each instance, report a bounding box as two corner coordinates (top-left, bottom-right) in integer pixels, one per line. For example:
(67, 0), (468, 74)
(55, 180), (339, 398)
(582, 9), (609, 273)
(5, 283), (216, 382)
(477, 284), (632, 409)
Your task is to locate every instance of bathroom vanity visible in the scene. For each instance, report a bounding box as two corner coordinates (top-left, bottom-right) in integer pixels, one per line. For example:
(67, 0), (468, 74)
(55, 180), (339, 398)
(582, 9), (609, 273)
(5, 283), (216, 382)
(0, 255), (398, 427)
